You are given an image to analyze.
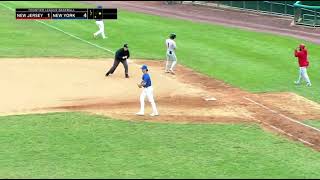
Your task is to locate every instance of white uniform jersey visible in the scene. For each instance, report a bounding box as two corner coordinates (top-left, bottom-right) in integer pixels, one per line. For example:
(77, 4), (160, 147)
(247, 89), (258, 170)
(166, 39), (176, 52)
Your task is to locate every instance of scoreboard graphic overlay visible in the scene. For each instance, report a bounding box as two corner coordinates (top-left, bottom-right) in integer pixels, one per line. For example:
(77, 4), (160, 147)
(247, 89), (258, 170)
(16, 8), (117, 20)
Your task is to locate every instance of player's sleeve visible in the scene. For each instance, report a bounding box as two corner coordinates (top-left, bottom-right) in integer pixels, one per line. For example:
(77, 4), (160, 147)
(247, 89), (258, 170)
(294, 50), (301, 57)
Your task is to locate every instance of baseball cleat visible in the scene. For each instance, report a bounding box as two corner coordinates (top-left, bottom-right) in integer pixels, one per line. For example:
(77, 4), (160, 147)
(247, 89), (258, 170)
(150, 113), (159, 117)
(135, 112), (144, 116)
(165, 70), (170, 73)
(169, 70), (175, 75)
(105, 72), (110, 77)
(294, 81), (300, 85)
(306, 83), (312, 87)
(125, 74), (129, 78)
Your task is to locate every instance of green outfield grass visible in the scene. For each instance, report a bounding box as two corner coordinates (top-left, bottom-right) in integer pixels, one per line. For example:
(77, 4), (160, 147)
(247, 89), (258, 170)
(1, 1), (320, 102)
(0, 1), (320, 178)
(0, 112), (320, 178)
(304, 120), (320, 129)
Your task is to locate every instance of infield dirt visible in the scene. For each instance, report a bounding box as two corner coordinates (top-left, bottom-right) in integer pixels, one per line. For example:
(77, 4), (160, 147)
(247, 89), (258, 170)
(1, 58), (320, 150)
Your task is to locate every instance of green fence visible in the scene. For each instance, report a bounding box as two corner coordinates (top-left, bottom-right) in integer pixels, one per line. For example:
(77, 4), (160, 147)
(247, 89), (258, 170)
(293, 1), (320, 27)
(183, 1), (320, 27)
(207, 1), (297, 16)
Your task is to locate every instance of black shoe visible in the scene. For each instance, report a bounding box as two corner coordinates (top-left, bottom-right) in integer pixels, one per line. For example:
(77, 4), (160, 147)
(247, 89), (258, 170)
(105, 72), (110, 77)
(125, 74), (129, 78)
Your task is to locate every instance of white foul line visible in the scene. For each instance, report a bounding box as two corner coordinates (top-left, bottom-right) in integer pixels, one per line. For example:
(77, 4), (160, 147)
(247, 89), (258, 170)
(247, 103), (315, 146)
(243, 97), (320, 133)
(0, 2), (14, 10)
(248, 109), (315, 146)
(0, 2), (115, 55)
(36, 21), (115, 54)
(269, 124), (314, 146)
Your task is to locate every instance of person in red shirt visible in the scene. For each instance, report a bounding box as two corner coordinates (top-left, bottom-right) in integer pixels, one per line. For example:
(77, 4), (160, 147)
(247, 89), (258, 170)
(294, 44), (311, 87)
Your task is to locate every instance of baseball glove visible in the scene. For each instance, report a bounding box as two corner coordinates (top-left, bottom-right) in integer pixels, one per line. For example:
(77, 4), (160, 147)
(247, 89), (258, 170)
(137, 81), (146, 88)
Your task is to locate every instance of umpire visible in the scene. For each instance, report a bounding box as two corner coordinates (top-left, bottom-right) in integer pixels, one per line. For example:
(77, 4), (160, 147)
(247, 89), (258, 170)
(105, 43), (130, 78)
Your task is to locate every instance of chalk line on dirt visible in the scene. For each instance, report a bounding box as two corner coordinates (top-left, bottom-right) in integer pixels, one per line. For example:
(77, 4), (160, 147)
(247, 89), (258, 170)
(245, 103), (316, 146)
(243, 97), (320, 132)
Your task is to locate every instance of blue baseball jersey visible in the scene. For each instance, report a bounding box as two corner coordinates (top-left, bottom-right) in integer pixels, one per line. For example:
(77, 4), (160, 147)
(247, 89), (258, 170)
(142, 73), (152, 88)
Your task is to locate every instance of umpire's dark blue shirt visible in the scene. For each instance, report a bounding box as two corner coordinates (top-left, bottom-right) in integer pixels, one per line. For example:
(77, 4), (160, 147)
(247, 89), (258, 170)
(115, 48), (130, 61)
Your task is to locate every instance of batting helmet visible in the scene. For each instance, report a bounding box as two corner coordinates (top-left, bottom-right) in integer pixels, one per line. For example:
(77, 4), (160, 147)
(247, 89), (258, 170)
(169, 33), (176, 39)
(97, 5), (102, 9)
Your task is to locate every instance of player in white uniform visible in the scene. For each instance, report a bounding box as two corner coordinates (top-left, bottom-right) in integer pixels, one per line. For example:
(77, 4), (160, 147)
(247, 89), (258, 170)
(165, 33), (177, 74)
(93, 6), (107, 39)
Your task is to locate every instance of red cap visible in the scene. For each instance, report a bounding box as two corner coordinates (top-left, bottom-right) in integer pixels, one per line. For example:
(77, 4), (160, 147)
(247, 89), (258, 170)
(299, 44), (305, 49)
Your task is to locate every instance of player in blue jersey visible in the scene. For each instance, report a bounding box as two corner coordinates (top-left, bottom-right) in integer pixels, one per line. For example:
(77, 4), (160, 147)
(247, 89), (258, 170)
(136, 65), (159, 116)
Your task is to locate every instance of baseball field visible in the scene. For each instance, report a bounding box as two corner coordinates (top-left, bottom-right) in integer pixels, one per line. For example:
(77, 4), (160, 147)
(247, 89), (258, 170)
(1, 1), (320, 178)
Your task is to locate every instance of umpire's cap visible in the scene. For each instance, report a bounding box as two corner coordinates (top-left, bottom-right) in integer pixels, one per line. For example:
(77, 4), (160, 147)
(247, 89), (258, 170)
(169, 33), (176, 39)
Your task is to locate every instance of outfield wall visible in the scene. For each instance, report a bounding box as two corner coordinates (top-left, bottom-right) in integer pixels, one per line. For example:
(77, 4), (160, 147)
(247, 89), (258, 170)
(182, 1), (320, 27)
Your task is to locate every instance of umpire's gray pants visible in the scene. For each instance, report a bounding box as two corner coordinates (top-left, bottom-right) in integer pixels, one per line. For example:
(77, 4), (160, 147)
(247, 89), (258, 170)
(107, 59), (128, 75)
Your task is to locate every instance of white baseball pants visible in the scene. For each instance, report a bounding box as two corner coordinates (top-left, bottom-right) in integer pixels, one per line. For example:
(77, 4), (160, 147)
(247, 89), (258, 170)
(296, 67), (311, 84)
(139, 86), (158, 114)
(165, 51), (177, 71)
(94, 21), (106, 39)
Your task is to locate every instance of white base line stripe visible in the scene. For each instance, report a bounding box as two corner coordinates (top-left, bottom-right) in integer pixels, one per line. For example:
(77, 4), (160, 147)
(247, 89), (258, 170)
(298, 138), (314, 146)
(243, 96), (316, 146)
(243, 97), (320, 133)
(36, 21), (115, 54)
(265, 120), (314, 146)
(237, 100), (315, 146)
(0, 2), (14, 10)
(271, 125), (314, 146)
(0, 3), (115, 55)
(1, 3), (318, 147)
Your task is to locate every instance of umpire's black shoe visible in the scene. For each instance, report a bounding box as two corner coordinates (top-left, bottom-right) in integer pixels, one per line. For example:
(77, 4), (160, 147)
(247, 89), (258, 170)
(125, 74), (129, 78)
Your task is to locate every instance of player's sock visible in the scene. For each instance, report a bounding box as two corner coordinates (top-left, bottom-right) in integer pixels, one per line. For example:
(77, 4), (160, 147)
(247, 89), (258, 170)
(139, 95), (145, 114)
(301, 67), (311, 85)
(151, 101), (158, 115)
(304, 73), (311, 85)
(170, 61), (177, 71)
(295, 68), (302, 84)
(165, 60), (170, 72)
